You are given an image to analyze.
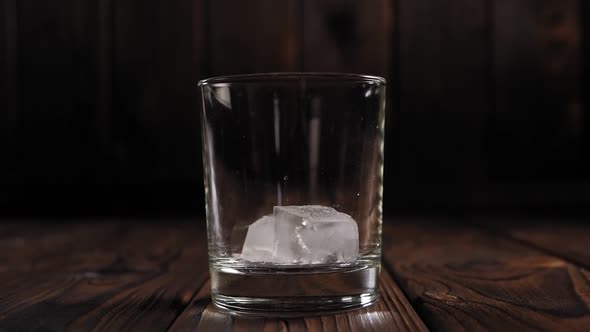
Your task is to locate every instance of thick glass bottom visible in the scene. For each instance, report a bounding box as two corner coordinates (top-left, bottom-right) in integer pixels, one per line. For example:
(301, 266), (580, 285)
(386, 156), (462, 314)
(212, 292), (379, 316)
(209, 256), (381, 315)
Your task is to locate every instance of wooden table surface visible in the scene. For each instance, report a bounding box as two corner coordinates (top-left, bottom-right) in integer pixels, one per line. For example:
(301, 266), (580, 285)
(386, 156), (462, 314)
(1, 218), (589, 331)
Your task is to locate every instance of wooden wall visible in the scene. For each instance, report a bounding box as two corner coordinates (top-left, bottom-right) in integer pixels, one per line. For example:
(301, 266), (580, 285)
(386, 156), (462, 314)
(0, 0), (588, 216)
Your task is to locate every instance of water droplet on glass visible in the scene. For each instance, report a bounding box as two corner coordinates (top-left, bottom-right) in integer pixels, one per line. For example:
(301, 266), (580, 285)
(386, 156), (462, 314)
(283, 175), (289, 181)
(356, 193), (360, 197)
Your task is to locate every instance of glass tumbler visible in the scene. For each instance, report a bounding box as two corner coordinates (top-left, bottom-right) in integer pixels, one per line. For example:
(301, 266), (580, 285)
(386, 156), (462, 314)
(198, 73), (386, 314)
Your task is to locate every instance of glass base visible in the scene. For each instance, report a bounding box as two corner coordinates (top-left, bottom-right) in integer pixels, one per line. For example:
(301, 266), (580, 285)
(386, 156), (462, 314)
(209, 255), (381, 316)
(212, 292), (379, 316)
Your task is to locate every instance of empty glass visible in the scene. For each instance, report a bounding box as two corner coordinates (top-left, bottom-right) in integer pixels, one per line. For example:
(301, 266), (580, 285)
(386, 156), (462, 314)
(199, 73), (386, 314)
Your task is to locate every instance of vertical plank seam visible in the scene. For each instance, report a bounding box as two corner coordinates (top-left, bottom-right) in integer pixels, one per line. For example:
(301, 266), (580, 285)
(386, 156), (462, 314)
(110, 0), (124, 184)
(164, 277), (211, 332)
(378, 275), (412, 332)
(581, 0), (590, 163)
(387, 0), (401, 205)
(299, 0), (305, 71)
(3, 0), (19, 184)
(381, 258), (432, 331)
(98, 0), (114, 186)
(203, 0), (212, 78)
(384, 274), (429, 332)
(484, 0), (497, 185)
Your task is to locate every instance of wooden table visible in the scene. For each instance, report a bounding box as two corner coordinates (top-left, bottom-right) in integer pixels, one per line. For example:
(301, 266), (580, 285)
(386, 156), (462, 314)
(1, 218), (589, 331)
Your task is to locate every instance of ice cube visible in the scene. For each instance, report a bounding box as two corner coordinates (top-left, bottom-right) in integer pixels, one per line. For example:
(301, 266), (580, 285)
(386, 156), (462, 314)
(272, 205), (359, 264)
(241, 215), (275, 262)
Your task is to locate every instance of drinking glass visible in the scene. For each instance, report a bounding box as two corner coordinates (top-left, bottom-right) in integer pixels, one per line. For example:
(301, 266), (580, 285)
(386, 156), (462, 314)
(198, 73), (386, 314)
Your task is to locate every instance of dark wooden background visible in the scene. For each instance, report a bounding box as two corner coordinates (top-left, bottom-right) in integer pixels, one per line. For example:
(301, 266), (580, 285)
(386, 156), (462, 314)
(0, 0), (588, 217)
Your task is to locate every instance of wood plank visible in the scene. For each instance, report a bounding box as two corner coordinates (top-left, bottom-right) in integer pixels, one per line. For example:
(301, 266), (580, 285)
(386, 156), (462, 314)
(94, 0), (114, 186)
(0, 222), (122, 274)
(583, 0), (590, 173)
(302, 0), (393, 77)
(208, 0), (301, 75)
(0, 222), (209, 331)
(111, 0), (207, 214)
(16, 0), (106, 185)
(301, 0), (395, 212)
(0, 0), (18, 187)
(492, 0), (583, 182)
(167, 280), (212, 332)
(153, 0), (205, 185)
(486, 219), (590, 270)
(11, 0), (118, 216)
(169, 269), (427, 332)
(383, 219), (590, 331)
(393, 0), (490, 212)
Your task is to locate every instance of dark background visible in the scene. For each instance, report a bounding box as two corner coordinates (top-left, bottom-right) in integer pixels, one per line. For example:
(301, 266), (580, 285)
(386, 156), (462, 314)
(0, 0), (588, 217)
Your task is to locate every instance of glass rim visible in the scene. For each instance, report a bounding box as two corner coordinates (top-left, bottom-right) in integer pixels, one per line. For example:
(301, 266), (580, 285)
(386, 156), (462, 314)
(198, 72), (386, 87)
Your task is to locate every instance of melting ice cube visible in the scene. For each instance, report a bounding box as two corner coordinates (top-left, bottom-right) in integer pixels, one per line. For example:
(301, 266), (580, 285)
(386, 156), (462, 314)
(241, 206), (359, 264)
(240, 215), (275, 262)
(273, 206), (359, 264)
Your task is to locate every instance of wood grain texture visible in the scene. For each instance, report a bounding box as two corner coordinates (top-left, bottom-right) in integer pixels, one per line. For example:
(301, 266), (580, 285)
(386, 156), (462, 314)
(486, 220), (590, 270)
(393, 0), (490, 212)
(0, 221), (209, 331)
(209, 0), (301, 75)
(168, 280), (212, 332)
(3, 221), (590, 330)
(3, 0), (589, 216)
(383, 220), (590, 331)
(492, 0), (583, 181)
(0, 222), (427, 331)
(170, 268), (427, 332)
